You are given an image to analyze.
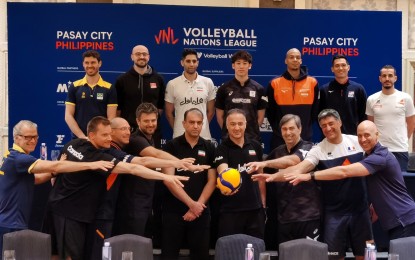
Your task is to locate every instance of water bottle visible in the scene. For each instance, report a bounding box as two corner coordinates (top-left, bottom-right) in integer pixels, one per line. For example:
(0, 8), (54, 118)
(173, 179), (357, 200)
(364, 244), (376, 260)
(245, 243), (254, 260)
(102, 241), (112, 260)
(40, 143), (47, 160)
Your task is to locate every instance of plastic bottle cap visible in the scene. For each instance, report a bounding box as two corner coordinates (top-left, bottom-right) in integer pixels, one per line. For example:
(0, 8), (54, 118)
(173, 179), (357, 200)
(104, 242), (110, 247)
(247, 243), (253, 248)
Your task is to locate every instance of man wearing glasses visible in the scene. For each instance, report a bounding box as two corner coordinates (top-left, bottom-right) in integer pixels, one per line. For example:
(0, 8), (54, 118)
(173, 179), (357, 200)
(114, 44), (165, 148)
(0, 120), (114, 252)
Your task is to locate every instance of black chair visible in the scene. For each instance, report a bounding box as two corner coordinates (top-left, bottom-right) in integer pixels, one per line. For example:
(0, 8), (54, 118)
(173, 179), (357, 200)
(279, 238), (328, 260)
(105, 234), (153, 260)
(214, 234), (265, 260)
(2, 229), (51, 259)
(389, 236), (415, 260)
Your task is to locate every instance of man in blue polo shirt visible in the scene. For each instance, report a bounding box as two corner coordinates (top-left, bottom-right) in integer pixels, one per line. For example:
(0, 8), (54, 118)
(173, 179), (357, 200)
(288, 120), (415, 240)
(65, 50), (117, 139)
(0, 120), (113, 254)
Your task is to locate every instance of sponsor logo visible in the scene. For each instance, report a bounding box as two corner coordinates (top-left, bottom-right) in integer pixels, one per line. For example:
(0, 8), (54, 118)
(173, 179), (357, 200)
(210, 138), (219, 148)
(328, 90), (334, 93)
(237, 163), (252, 173)
(232, 98), (251, 104)
(56, 81), (72, 93)
(298, 149), (309, 159)
(348, 91), (355, 98)
(155, 27), (179, 45)
(150, 83), (157, 89)
(179, 97), (204, 106)
(67, 145), (84, 160)
(197, 52), (202, 59)
(260, 117), (272, 133)
(214, 156), (223, 163)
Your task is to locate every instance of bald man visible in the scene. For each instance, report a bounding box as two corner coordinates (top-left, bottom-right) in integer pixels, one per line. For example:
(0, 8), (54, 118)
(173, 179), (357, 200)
(266, 48), (319, 149)
(114, 44), (165, 146)
(287, 120), (415, 241)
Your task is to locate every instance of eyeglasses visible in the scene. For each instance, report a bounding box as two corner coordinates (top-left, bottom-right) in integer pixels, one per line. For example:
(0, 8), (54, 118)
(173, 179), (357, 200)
(18, 134), (39, 141)
(133, 52), (149, 57)
(112, 126), (131, 132)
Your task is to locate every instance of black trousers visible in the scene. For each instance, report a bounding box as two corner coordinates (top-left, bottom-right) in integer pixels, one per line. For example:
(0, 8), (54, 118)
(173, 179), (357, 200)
(218, 208), (266, 240)
(161, 212), (210, 260)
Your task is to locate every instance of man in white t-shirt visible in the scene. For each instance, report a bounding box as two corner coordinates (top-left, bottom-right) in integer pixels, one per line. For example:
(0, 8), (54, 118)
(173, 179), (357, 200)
(165, 49), (216, 140)
(366, 64), (415, 171)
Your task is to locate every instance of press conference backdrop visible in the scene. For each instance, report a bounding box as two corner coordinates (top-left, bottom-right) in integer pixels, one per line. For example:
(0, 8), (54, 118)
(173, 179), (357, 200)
(8, 3), (401, 230)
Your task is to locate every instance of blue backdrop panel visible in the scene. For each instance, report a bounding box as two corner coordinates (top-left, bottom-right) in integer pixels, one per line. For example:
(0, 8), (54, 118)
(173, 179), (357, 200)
(8, 3), (401, 155)
(8, 3), (401, 233)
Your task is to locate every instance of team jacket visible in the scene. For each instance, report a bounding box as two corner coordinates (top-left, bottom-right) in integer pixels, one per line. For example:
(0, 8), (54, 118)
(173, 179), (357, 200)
(266, 66), (319, 146)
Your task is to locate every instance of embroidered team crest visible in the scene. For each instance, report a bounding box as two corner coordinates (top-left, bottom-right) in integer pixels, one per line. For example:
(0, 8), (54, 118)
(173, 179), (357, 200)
(198, 150), (206, 157)
(249, 150), (256, 156)
(347, 146), (356, 152)
(150, 83), (157, 89)
(97, 93), (104, 100)
(348, 91), (355, 98)
(399, 99), (405, 105)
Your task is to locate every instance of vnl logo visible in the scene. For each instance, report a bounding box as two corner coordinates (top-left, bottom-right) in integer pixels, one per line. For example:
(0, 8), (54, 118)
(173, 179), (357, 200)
(155, 27), (179, 45)
(56, 81), (72, 93)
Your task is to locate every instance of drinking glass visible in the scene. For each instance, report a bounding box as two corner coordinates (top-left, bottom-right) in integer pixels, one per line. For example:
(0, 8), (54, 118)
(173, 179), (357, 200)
(51, 150), (60, 161)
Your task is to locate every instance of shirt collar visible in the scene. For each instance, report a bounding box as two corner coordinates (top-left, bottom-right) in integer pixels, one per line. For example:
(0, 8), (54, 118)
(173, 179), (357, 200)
(12, 143), (27, 154)
(78, 75), (105, 87)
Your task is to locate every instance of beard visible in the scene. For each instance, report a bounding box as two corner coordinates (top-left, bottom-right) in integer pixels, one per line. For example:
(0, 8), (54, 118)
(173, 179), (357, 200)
(135, 61), (148, 69)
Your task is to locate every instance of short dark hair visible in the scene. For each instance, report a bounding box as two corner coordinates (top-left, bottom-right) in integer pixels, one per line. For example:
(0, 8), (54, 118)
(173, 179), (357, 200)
(87, 116), (110, 134)
(83, 50), (101, 62)
(136, 102), (158, 120)
(380, 65), (396, 76)
(184, 108), (204, 121)
(331, 55), (349, 66)
(279, 114), (301, 129)
(226, 108), (246, 118)
(231, 50), (252, 64)
(182, 49), (198, 60)
(318, 109), (341, 123)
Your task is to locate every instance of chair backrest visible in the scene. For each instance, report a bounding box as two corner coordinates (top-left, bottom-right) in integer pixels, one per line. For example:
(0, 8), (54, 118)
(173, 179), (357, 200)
(389, 236), (415, 260)
(214, 234), (265, 260)
(105, 234), (153, 260)
(2, 229), (51, 259)
(279, 238), (328, 260)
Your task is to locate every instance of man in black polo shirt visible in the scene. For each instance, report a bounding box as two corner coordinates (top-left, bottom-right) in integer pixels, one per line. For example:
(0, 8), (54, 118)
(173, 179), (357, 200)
(161, 108), (216, 260)
(215, 50), (268, 142)
(46, 116), (188, 260)
(113, 103), (191, 239)
(213, 108), (266, 239)
(249, 114), (321, 247)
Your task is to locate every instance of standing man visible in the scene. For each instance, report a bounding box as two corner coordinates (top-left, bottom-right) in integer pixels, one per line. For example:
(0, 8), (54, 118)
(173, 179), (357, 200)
(288, 120), (415, 241)
(46, 116), (188, 260)
(161, 108), (216, 260)
(267, 48), (319, 149)
(0, 120), (113, 252)
(256, 109), (372, 260)
(165, 49), (216, 140)
(65, 50), (117, 139)
(215, 50), (268, 142)
(115, 45), (165, 147)
(319, 55), (367, 135)
(366, 65), (415, 171)
(248, 114), (321, 246)
(213, 109), (266, 239)
(112, 103), (187, 239)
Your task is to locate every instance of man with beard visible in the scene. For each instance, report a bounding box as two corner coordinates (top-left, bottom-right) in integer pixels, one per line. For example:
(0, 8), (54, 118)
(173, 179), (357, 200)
(112, 103), (185, 241)
(46, 116), (189, 260)
(266, 48), (319, 149)
(65, 50), (117, 139)
(366, 65), (415, 171)
(115, 45), (165, 147)
(165, 49), (216, 140)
